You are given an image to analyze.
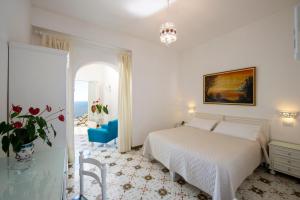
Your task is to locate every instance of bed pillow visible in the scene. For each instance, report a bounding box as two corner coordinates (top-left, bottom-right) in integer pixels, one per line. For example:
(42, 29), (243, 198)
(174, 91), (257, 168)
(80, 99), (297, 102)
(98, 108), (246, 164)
(185, 118), (219, 131)
(212, 121), (261, 141)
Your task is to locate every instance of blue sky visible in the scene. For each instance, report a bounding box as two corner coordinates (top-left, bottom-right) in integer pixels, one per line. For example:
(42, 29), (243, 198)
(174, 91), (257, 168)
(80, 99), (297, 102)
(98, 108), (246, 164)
(74, 81), (88, 102)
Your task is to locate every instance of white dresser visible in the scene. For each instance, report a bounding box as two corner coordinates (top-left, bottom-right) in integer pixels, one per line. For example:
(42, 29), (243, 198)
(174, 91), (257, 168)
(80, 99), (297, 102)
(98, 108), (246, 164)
(269, 140), (300, 178)
(0, 148), (67, 200)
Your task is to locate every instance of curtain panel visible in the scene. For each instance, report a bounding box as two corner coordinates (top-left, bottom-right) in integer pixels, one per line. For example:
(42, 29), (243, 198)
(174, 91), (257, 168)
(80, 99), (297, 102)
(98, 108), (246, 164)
(118, 53), (133, 153)
(41, 33), (70, 51)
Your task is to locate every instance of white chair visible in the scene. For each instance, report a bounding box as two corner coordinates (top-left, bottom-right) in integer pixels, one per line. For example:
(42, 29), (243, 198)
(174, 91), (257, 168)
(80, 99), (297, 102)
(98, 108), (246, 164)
(78, 151), (107, 200)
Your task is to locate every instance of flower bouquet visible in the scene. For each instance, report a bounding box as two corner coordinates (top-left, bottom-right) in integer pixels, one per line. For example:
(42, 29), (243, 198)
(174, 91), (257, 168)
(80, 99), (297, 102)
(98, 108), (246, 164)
(0, 105), (64, 161)
(91, 99), (109, 127)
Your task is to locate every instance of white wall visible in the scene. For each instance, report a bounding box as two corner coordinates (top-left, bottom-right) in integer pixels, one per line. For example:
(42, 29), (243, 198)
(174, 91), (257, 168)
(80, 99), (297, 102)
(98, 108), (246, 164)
(179, 6), (300, 144)
(31, 7), (179, 146)
(0, 0), (32, 122)
(76, 63), (118, 82)
(0, 0), (32, 42)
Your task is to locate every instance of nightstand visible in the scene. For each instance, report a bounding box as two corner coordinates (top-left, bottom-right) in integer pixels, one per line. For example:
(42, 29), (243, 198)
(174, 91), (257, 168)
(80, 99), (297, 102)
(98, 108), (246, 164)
(269, 140), (300, 178)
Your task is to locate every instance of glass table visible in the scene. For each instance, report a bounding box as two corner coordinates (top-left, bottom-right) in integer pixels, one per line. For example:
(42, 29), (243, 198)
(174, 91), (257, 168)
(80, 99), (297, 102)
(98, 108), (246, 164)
(0, 148), (67, 200)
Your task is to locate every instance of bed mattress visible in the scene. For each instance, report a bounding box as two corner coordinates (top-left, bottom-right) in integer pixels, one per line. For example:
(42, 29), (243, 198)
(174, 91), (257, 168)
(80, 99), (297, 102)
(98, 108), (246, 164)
(143, 126), (262, 200)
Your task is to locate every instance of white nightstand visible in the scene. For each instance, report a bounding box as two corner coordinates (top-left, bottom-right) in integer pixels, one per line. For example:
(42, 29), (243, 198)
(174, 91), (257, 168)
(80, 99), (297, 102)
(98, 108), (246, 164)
(269, 140), (300, 178)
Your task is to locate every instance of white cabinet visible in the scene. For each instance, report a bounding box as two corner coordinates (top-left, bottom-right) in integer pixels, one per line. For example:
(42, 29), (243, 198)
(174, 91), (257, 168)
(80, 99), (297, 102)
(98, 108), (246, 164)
(269, 140), (300, 178)
(8, 42), (68, 151)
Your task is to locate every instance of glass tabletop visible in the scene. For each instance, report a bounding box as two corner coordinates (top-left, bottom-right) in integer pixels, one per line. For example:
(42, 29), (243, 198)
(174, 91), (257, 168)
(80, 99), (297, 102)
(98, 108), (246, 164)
(0, 148), (66, 200)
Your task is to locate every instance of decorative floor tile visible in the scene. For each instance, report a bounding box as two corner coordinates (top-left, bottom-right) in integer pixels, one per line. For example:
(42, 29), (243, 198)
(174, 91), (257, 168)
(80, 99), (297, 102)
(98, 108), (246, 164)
(68, 127), (300, 200)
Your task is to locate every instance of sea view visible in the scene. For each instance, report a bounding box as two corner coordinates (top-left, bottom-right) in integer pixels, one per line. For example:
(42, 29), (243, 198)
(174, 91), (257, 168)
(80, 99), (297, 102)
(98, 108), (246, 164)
(74, 101), (88, 117)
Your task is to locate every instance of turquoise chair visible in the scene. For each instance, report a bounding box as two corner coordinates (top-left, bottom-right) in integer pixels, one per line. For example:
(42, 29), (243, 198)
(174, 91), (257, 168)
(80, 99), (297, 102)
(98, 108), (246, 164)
(88, 119), (118, 144)
(100, 124), (109, 130)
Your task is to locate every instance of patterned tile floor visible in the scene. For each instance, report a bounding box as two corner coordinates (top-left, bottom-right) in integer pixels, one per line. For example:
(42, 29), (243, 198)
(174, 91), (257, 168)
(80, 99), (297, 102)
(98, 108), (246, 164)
(67, 127), (300, 200)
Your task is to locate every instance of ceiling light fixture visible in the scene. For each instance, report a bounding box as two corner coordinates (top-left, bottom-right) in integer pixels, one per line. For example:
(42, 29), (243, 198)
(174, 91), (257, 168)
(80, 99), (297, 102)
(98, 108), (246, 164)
(160, 0), (177, 45)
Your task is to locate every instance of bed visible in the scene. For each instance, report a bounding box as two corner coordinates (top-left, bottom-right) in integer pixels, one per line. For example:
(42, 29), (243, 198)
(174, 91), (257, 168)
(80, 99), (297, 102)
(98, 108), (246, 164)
(143, 113), (269, 200)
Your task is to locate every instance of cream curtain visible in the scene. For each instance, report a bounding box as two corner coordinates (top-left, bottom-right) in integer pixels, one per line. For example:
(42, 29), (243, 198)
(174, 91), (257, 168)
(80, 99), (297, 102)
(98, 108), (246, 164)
(118, 53), (133, 153)
(41, 33), (70, 51)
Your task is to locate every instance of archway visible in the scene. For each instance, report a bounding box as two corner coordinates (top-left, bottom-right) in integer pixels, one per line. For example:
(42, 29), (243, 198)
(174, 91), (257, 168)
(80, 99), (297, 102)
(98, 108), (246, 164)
(72, 62), (119, 156)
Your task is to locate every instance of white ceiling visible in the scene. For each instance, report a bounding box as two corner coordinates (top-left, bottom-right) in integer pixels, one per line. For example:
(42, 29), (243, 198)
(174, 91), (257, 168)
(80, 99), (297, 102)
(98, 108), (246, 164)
(31, 0), (300, 50)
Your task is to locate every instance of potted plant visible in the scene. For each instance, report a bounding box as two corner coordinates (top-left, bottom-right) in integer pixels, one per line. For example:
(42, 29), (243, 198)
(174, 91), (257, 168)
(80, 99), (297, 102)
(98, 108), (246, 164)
(91, 99), (109, 127)
(0, 104), (64, 161)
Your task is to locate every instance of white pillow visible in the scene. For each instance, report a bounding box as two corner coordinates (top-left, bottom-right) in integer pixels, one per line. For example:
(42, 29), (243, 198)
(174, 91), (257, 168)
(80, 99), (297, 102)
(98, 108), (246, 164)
(212, 121), (261, 141)
(185, 118), (218, 131)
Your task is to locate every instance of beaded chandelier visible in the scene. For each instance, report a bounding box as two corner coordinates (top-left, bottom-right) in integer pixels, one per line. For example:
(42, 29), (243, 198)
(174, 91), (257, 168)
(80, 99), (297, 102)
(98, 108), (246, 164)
(160, 0), (177, 45)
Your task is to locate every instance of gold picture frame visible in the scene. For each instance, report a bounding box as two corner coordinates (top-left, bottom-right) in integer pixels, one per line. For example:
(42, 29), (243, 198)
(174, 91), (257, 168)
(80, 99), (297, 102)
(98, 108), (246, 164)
(203, 67), (256, 106)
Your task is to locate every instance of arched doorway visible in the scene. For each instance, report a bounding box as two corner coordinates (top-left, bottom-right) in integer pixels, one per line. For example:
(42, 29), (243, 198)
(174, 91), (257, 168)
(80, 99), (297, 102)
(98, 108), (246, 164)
(73, 62), (119, 156)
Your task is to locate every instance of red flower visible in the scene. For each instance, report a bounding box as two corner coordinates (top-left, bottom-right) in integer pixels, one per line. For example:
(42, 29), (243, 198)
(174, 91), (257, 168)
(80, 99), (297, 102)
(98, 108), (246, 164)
(29, 107), (40, 115)
(46, 105), (52, 112)
(12, 105), (22, 113)
(58, 114), (65, 122)
(13, 121), (23, 128)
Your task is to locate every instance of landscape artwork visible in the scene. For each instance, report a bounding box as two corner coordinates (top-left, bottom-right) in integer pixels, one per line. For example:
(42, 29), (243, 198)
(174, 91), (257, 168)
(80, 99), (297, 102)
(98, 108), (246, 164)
(204, 67), (256, 105)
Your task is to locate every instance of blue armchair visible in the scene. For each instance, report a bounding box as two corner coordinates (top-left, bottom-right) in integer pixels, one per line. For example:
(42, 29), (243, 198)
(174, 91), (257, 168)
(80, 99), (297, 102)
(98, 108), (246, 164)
(100, 124), (109, 130)
(88, 119), (118, 144)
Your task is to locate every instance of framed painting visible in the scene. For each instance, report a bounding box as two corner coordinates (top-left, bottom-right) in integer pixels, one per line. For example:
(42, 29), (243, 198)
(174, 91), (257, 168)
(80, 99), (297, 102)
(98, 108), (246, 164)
(203, 67), (256, 106)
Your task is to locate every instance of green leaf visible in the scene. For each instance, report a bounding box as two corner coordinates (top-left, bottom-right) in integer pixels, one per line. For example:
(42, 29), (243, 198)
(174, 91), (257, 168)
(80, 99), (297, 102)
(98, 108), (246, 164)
(10, 112), (19, 119)
(26, 123), (36, 141)
(36, 117), (50, 136)
(38, 128), (46, 141)
(1, 135), (10, 153)
(103, 105), (109, 114)
(10, 134), (22, 153)
(96, 104), (102, 113)
(27, 117), (36, 128)
(41, 118), (47, 127)
(2, 124), (13, 135)
(36, 117), (47, 129)
(51, 124), (57, 137)
(46, 139), (52, 147)
(0, 122), (6, 134)
(17, 115), (33, 119)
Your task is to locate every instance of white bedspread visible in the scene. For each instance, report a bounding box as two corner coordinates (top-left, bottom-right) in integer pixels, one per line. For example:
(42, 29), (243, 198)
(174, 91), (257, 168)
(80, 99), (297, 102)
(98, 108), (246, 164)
(143, 126), (262, 200)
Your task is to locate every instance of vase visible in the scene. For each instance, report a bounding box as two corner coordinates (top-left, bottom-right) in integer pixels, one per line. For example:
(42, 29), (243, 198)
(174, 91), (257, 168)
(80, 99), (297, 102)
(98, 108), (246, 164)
(96, 115), (104, 128)
(15, 142), (34, 162)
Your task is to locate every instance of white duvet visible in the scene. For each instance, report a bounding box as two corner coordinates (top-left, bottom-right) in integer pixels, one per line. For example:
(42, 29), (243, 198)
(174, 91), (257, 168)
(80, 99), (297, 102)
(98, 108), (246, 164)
(143, 126), (262, 200)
